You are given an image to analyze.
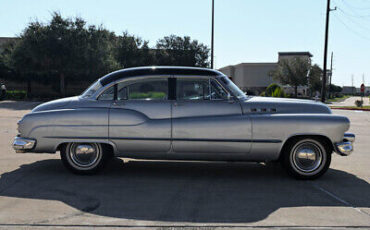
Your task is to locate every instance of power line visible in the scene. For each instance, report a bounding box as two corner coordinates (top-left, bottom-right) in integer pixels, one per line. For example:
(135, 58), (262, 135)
(333, 13), (370, 41)
(333, 0), (370, 18)
(340, 0), (370, 11)
(337, 8), (370, 30)
(338, 8), (370, 18)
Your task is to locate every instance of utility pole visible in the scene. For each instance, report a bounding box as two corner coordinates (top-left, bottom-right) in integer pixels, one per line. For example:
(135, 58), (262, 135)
(351, 75), (354, 95)
(328, 52), (333, 98)
(321, 0), (336, 102)
(211, 0), (215, 69)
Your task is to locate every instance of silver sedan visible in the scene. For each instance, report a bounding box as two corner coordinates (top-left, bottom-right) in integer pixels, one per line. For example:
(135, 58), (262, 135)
(13, 66), (355, 179)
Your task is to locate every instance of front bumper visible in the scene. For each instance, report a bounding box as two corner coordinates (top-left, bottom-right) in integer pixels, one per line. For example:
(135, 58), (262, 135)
(335, 133), (355, 156)
(12, 137), (36, 153)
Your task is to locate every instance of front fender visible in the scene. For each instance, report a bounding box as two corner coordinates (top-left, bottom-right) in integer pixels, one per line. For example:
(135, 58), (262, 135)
(249, 113), (350, 160)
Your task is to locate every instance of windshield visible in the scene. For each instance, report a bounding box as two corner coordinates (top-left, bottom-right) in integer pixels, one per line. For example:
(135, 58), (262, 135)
(220, 76), (247, 99)
(81, 80), (103, 98)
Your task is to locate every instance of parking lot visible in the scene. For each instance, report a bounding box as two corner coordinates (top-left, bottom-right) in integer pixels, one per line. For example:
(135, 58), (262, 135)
(0, 100), (369, 229)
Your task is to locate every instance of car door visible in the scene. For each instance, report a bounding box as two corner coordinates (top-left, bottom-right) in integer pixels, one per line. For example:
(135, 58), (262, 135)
(171, 76), (252, 159)
(108, 76), (171, 157)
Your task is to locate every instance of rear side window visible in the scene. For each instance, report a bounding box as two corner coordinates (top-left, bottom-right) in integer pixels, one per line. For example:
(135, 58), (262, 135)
(117, 79), (168, 100)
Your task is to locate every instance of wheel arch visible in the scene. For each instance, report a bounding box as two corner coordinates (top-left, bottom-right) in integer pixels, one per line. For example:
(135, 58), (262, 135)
(55, 140), (117, 156)
(278, 134), (334, 161)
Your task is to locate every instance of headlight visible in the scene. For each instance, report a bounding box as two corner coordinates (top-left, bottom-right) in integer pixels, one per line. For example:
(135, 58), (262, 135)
(17, 121), (20, 134)
(17, 118), (23, 135)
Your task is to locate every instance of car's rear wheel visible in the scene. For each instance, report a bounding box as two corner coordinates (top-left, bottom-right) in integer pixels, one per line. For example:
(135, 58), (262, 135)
(282, 138), (331, 179)
(60, 142), (106, 174)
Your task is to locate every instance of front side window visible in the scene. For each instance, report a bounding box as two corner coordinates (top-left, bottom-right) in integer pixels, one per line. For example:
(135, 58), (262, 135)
(176, 78), (209, 100)
(176, 78), (229, 100)
(117, 79), (168, 100)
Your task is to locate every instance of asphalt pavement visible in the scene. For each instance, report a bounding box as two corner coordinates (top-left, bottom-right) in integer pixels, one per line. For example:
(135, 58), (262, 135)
(0, 100), (369, 229)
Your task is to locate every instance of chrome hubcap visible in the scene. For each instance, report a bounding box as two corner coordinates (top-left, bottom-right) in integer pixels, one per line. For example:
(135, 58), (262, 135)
(292, 142), (322, 173)
(69, 143), (100, 168)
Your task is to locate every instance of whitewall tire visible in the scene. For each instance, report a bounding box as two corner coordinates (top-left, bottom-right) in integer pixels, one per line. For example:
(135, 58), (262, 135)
(60, 142), (106, 174)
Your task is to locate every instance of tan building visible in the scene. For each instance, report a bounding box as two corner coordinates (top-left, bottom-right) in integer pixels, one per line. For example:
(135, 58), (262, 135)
(219, 52), (313, 95)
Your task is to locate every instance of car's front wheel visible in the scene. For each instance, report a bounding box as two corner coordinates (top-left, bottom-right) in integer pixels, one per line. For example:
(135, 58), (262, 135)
(60, 142), (106, 174)
(282, 138), (331, 180)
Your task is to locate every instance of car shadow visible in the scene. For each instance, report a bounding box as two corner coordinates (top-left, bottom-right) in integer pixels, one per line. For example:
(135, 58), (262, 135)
(0, 158), (369, 223)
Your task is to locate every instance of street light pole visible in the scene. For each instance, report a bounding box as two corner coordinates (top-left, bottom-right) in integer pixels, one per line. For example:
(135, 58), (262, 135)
(211, 0), (214, 69)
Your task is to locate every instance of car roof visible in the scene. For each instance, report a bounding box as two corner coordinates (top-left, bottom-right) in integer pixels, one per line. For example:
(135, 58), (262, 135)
(99, 66), (225, 86)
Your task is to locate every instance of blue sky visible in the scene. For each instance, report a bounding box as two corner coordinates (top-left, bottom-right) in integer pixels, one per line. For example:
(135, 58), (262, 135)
(1, 0), (369, 86)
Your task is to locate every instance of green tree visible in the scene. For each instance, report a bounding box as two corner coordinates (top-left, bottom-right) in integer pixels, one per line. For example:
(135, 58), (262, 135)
(11, 12), (118, 96)
(0, 40), (16, 80)
(5, 14), (211, 99)
(115, 32), (153, 68)
(329, 84), (342, 95)
(271, 57), (311, 98)
(155, 35), (210, 67)
(308, 64), (322, 96)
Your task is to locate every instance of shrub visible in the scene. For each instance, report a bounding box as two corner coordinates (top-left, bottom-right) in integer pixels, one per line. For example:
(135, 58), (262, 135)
(271, 87), (286, 98)
(5, 90), (27, 100)
(265, 83), (280, 96)
(355, 100), (363, 107)
(264, 83), (286, 98)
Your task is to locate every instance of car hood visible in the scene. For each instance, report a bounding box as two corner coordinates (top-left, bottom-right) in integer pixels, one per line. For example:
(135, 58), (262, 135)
(32, 96), (80, 113)
(240, 96), (331, 114)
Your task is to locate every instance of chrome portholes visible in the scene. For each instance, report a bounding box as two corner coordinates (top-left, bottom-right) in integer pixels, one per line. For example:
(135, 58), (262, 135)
(68, 143), (102, 169)
(290, 140), (325, 174)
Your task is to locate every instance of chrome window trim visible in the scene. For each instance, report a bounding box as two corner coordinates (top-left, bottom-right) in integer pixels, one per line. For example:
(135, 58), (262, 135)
(94, 75), (171, 100)
(93, 74), (232, 101)
(116, 77), (169, 101)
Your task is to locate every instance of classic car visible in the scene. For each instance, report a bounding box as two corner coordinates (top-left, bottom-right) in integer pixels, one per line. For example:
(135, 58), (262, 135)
(13, 66), (355, 179)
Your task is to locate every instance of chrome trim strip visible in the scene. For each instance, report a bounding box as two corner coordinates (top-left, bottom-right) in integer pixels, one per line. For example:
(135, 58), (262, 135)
(44, 136), (282, 143)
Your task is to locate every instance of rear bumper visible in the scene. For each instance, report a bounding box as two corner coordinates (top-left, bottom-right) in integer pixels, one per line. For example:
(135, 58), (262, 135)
(12, 137), (36, 153)
(335, 133), (355, 156)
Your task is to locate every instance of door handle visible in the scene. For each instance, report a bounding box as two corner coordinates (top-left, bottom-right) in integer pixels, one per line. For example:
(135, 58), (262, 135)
(112, 101), (124, 106)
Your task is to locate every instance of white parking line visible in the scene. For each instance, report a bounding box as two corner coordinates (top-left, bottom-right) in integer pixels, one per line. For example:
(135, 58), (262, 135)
(312, 183), (370, 217)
